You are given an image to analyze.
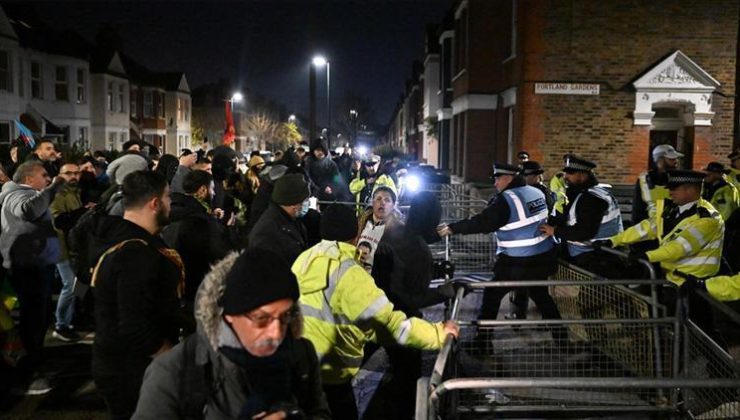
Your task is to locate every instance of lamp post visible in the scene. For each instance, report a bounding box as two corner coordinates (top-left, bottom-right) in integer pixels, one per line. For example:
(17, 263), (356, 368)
(349, 109), (358, 144)
(312, 55), (330, 149)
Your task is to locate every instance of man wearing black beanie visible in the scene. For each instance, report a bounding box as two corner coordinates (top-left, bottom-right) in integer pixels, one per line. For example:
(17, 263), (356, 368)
(292, 203), (459, 419)
(134, 248), (330, 419)
(247, 173), (310, 264)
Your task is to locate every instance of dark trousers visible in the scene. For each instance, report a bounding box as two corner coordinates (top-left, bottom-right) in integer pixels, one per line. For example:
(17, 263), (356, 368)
(323, 382), (358, 420)
(8, 264), (55, 377)
(385, 345), (421, 420)
(92, 360), (148, 420)
(480, 251), (566, 341)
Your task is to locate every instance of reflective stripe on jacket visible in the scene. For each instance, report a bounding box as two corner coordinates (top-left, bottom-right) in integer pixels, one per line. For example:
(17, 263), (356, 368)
(496, 186), (554, 257)
(706, 273), (740, 302)
(638, 172), (671, 219)
(566, 186), (623, 257)
(292, 240), (446, 384)
(610, 199), (724, 285)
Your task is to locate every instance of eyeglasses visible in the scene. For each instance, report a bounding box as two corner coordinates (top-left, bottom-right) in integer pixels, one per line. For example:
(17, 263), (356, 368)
(245, 308), (298, 329)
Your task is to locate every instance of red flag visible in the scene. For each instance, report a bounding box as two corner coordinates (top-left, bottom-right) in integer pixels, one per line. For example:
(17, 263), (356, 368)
(223, 102), (235, 146)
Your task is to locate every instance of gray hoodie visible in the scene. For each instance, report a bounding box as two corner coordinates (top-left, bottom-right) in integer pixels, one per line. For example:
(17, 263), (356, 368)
(0, 180), (63, 269)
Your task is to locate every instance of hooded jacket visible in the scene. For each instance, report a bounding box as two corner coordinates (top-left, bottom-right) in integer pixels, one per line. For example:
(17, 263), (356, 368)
(0, 180), (63, 268)
(133, 252), (330, 419)
(162, 193), (235, 302)
(91, 216), (183, 372)
(292, 240), (447, 385)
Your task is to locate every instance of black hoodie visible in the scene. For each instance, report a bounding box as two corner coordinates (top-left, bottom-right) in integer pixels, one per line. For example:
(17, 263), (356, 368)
(90, 215), (182, 373)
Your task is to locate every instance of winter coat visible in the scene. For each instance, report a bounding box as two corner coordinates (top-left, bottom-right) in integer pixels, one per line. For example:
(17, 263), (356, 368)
(248, 202), (307, 265)
(0, 180), (63, 269)
(133, 252), (331, 420)
(305, 155), (344, 202)
(292, 240), (448, 385)
(162, 193), (234, 302)
(90, 216), (183, 375)
(49, 184), (86, 261)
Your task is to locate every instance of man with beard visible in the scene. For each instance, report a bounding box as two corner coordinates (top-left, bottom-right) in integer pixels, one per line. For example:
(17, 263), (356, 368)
(633, 144), (683, 225)
(49, 163), (90, 342)
(90, 170), (183, 419)
(27, 138), (61, 177)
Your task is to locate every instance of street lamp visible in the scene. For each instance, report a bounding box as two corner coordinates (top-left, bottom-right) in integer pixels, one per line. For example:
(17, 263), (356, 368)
(312, 55), (331, 148)
(288, 114), (296, 123)
(349, 109), (358, 143)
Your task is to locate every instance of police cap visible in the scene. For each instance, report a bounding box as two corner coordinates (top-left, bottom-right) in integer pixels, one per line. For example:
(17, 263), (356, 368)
(666, 170), (705, 189)
(521, 161), (544, 176)
(563, 155), (596, 173)
(703, 161), (730, 174)
(491, 162), (520, 177)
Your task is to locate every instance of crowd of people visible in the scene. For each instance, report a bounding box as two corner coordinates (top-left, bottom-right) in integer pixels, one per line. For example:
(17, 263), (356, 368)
(0, 136), (455, 420)
(0, 135), (739, 419)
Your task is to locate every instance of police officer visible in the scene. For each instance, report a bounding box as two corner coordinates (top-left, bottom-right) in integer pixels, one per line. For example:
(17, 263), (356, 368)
(601, 170), (724, 286)
(540, 155), (623, 277)
(349, 154), (396, 212)
(508, 160), (557, 319)
(437, 163), (565, 342)
(633, 144), (683, 225)
(703, 162), (740, 221)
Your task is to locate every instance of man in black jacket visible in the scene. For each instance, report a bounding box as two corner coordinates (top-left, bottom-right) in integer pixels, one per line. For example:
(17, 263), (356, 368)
(162, 170), (234, 312)
(90, 170), (183, 419)
(248, 173), (310, 265)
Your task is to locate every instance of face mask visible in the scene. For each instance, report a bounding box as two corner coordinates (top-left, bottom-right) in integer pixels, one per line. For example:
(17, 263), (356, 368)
(298, 199), (310, 218)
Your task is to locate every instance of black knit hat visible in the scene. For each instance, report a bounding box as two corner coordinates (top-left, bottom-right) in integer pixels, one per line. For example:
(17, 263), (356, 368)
(271, 173), (309, 205)
(220, 249), (300, 316)
(320, 203), (358, 241)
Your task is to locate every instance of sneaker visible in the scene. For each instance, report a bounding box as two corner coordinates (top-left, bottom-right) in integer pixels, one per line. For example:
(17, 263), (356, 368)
(52, 326), (81, 342)
(12, 375), (53, 396)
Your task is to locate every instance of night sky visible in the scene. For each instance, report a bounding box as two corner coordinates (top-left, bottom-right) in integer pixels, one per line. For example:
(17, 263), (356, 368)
(26, 0), (453, 126)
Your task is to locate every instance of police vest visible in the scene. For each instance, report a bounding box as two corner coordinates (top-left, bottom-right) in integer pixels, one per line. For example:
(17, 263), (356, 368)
(638, 172), (671, 218)
(496, 186), (554, 257)
(566, 186), (624, 257)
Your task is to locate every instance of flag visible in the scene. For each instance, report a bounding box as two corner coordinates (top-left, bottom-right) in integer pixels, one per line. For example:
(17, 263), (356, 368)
(14, 120), (35, 149)
(222, 102), (235, 146)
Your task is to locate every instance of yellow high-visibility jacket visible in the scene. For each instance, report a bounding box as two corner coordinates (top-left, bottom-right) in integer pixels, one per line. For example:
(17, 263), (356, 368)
(610, 199), (724, 285)
(705, 273), (740, 302)
(705, 180), (739, 222)
(292, 240), (447, 385)
(727, 167), (740, 191)
(638, 171), (671, 220)
(549, 173), (567, 215)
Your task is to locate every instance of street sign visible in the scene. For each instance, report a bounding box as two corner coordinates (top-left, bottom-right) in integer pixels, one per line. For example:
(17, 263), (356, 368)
(534, 83), (600, 95)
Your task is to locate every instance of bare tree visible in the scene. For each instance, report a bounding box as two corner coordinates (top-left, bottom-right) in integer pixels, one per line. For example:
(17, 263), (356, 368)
(246, 112), (278, 151)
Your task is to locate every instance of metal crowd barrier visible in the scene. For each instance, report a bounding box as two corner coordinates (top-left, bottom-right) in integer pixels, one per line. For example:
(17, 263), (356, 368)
(417, 274), (740, 419)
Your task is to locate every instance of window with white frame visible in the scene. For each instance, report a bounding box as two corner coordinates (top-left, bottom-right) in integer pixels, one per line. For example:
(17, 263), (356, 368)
(55, 66), (68, 101)
(118, 84), (125, 113)
(157, 92), (165, 118)
(31, 61), (42, 99)
(120, 131), (127, 143)
(177, 97), (183, 121)
(130, 88), (137, 117)
(76, 68), (85, 104)
(144, 91), (153, 117)
(0, 50), (11, 92)
(0, 121), (11, 144)
(107, 82), (114, 111)
(108, 132), (117, 150)
(184, 99), (189, 121)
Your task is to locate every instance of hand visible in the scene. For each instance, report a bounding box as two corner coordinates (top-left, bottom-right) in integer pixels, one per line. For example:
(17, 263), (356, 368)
(84, 202), (97, 209)
(591, 239), (613, 249)
(538, 224), (556, 237)
(436, 283), (456, 299)
(676, 271), (706, 295)
(324, 185), (333, 195)
(252, 411), (287, 420)
(437, 223), (453, 237)
(443, 321), (460, 338)
(213, 208), (225, 219)
(226, 212), (237, 226)
(50, 176), (66, 188)
(433, 260), (455, 279)
(179, 153), (197, 168)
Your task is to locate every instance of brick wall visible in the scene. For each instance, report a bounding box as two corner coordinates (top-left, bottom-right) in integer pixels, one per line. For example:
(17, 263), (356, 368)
(517, 0), (737, 184)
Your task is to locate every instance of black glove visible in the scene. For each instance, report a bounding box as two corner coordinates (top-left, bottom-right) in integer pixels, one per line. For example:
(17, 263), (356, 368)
(436, 283), (457, 299)
(591, 239), (613, 249)
(627, 249), (647, 264)
(433, 260), (456, 279)
(451, 280), (473, 297)
(677, 272), (706, 295)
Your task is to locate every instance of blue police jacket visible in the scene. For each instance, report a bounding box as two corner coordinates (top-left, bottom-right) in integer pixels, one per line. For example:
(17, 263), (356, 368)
(496, 186), (555, 257)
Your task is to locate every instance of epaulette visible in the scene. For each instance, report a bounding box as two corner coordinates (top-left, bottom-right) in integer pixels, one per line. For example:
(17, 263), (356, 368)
(697, 206), (714, 218)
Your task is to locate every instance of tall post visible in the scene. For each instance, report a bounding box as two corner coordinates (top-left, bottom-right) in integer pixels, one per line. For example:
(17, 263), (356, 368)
(326, 62), (331, 150)
(309, 64), (317, 141)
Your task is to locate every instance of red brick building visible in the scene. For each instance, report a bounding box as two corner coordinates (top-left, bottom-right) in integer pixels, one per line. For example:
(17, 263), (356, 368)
(426, 0), (739, 184)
